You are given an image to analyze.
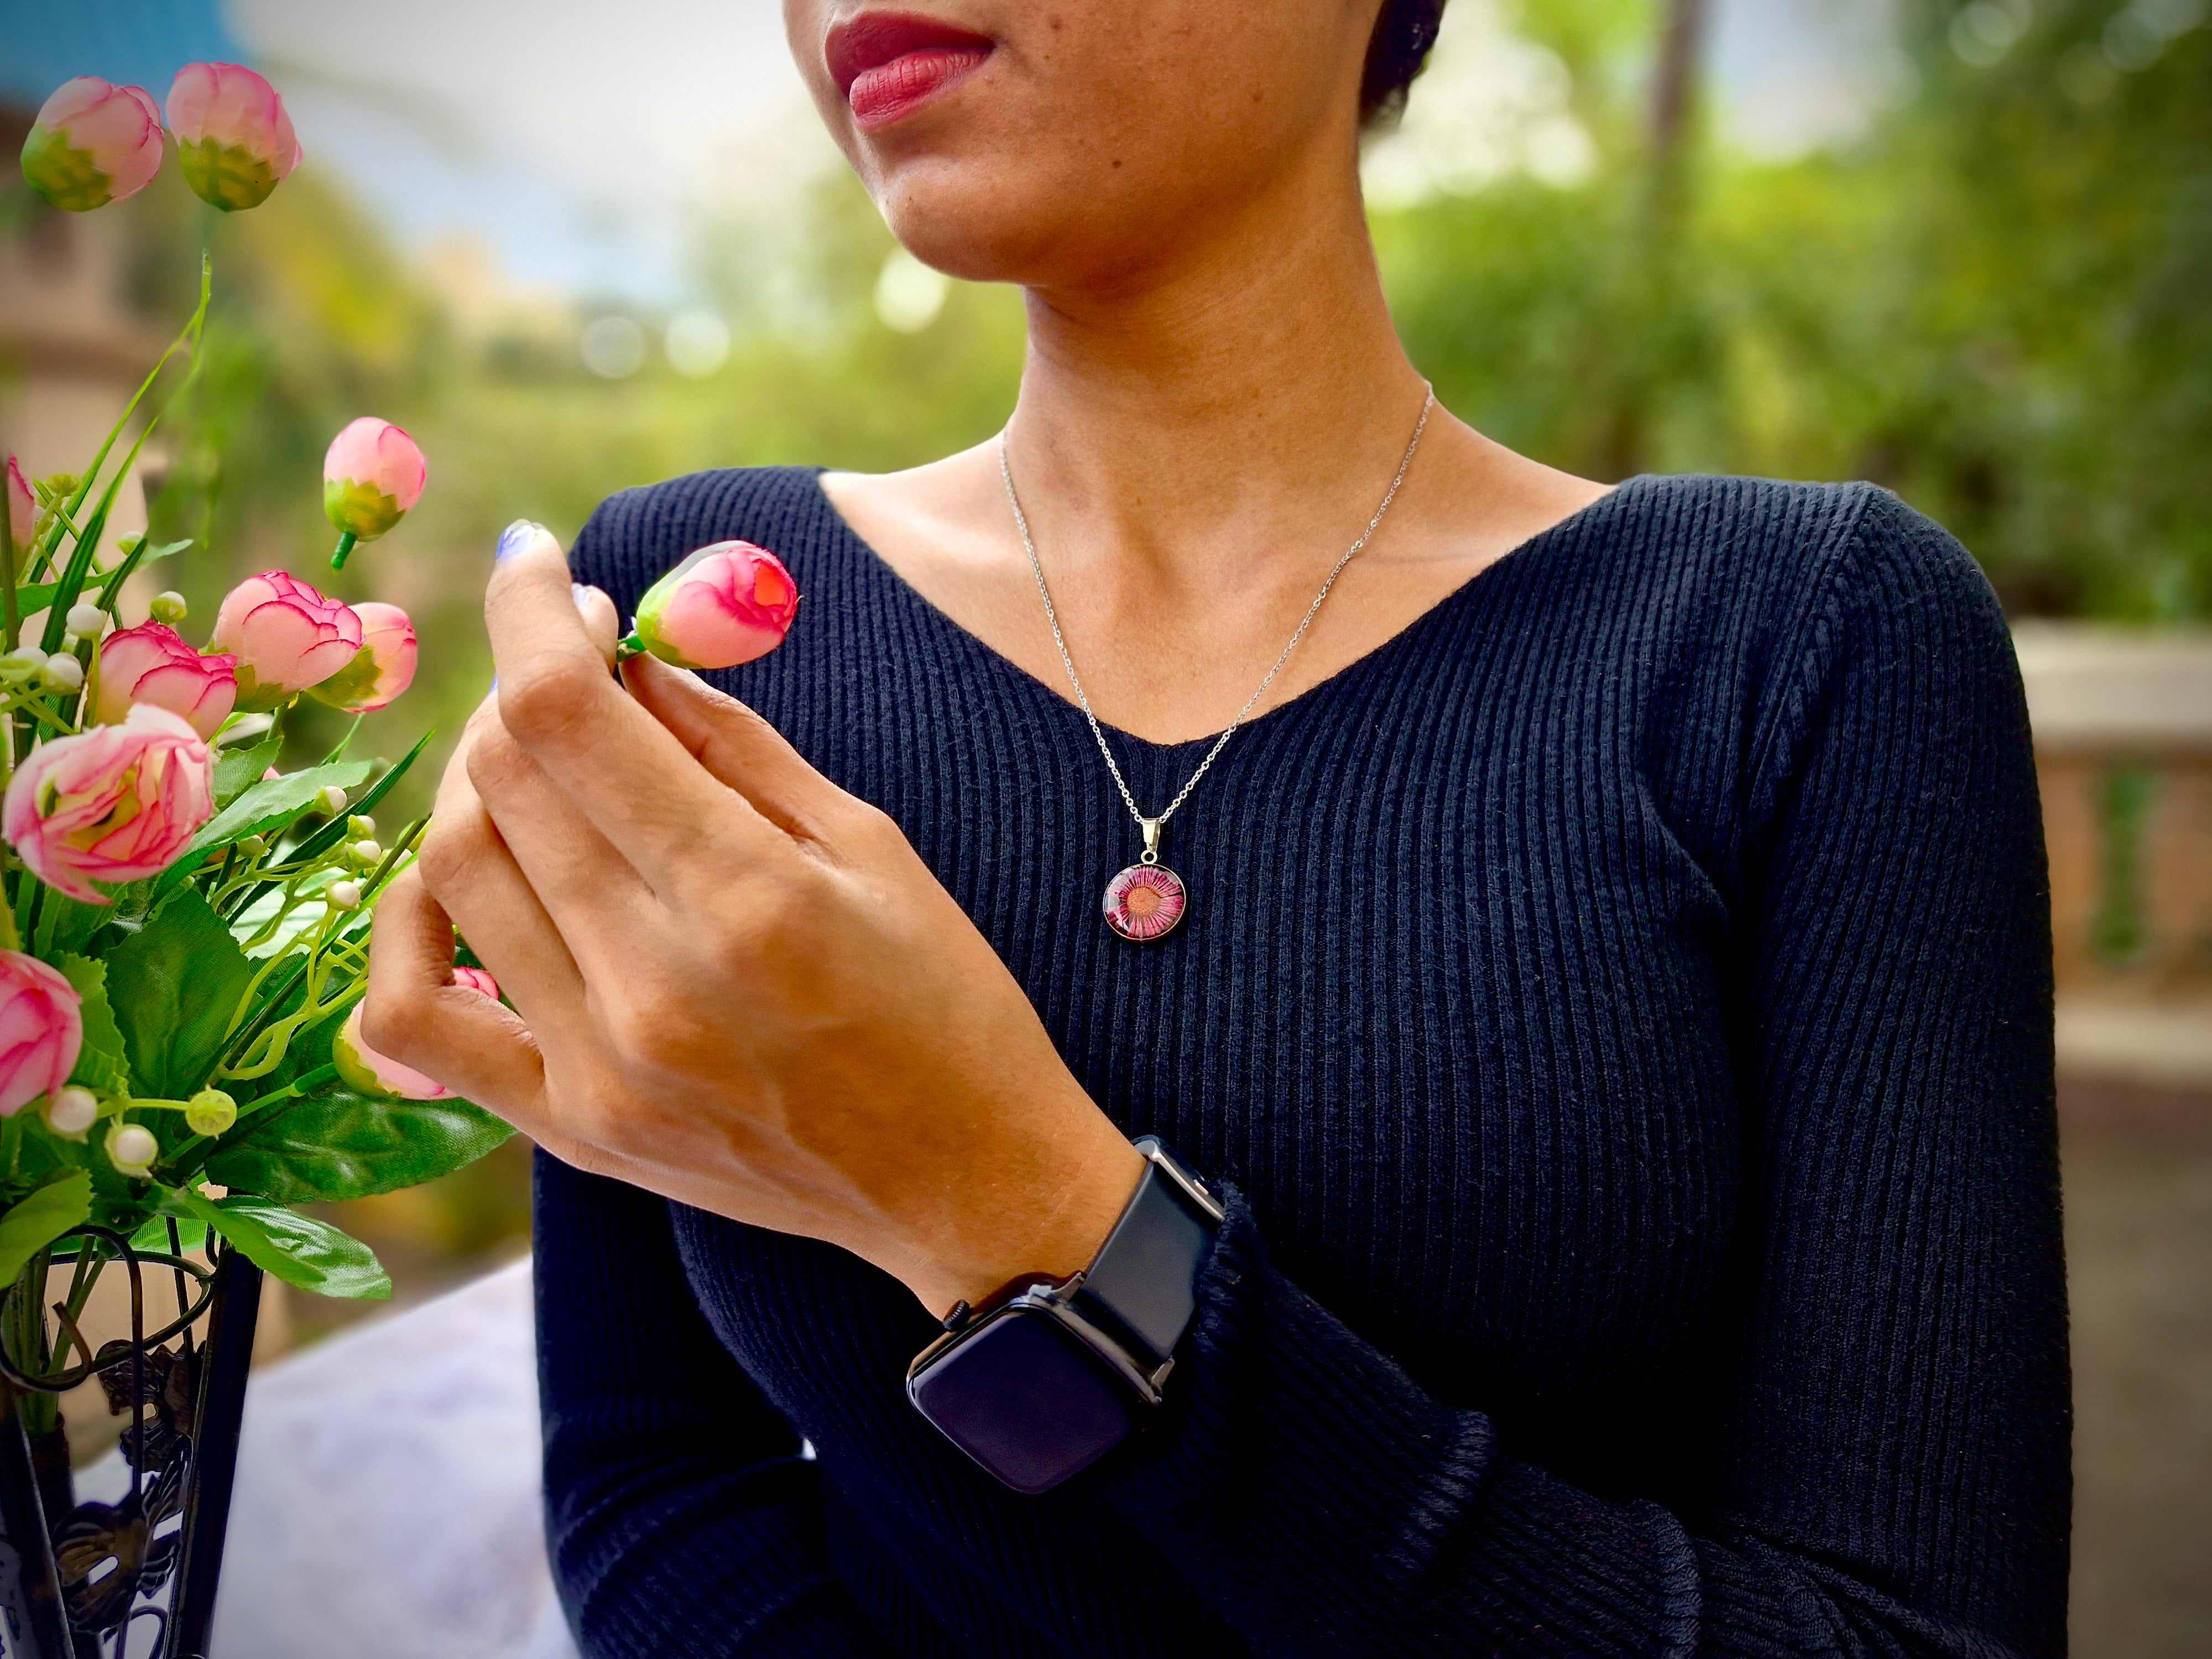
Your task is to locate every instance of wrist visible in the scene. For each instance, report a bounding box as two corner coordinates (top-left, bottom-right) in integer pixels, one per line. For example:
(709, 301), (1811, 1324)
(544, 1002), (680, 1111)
(904, 1135), (1224, 1494)
(909, 1111), (1146, 1318)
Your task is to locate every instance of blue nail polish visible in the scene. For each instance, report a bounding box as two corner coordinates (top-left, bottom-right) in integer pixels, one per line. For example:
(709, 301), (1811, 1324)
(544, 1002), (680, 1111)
(496, 520), (546, 564)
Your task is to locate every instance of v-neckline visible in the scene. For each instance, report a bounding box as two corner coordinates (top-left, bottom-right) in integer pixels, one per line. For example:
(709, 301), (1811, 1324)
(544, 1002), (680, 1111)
(810, 469), (1643, 755)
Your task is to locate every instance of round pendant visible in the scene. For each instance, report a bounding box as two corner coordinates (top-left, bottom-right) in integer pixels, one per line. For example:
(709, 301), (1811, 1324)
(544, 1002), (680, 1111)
(1103, 862), (1188, 942)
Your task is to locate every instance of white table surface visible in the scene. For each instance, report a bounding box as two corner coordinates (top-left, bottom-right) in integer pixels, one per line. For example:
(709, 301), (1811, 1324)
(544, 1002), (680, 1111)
(82, 1256), (580, 1659)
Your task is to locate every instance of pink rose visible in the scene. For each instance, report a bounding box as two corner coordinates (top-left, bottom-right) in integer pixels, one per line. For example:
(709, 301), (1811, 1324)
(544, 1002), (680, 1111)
(322, 419), (427, 542)
(0, 951), (84, 1118)
(165, 62), (301, 212)
(633, 541), (800, 670)
(334, 969), (500, 1100)
(19, 78), (165, 213)
(451, 967), (498, 999)
(6, 456), (34, 555)
(3, 706), (215, 904)
(95, 622), (238, 739)
(212, 570), (364, 710)
(307, 601), (417, 714)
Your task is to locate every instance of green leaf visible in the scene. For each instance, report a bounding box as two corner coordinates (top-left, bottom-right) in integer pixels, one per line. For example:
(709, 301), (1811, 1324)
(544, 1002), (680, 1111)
(213, 737), (284, 808)
(103, 889), (256, 1098)
(14, 542), (188, 617)
(0, 1172), (91, 1286)
(171, 758), (372, 874)
(54, 954), (129, 1097)
(129, 1213), (211, 1255)
(175, 1188), (389, 1299)
(205, 1086), (512, 1204)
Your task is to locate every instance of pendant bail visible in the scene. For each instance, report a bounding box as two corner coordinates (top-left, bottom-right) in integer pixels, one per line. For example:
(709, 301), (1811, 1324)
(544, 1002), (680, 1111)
(1139, 817), (1162, 865)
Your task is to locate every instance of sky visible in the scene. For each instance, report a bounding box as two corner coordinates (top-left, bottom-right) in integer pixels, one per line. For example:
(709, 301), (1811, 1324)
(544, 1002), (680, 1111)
(2, 0), (1901, 309)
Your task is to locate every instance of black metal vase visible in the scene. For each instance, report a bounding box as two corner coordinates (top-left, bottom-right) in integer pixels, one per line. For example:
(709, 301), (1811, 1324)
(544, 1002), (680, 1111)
(0, 1225), (261, 1659)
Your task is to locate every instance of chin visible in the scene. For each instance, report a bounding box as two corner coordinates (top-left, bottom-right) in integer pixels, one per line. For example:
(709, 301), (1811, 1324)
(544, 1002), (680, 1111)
(870, 152), (1155, 289)
(787, 0), (1360, 291)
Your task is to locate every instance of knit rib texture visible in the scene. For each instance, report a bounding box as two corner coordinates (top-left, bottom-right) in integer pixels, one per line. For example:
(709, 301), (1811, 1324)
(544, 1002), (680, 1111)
(534, 468), (2069, 1657)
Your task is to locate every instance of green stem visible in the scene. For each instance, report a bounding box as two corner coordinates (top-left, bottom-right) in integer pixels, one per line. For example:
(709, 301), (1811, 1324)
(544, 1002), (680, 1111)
(159, 1062), (339, 1182)
(328, 531), (358, 572)
(1, 469), (17, 655)
(615, 633), (646, 662)
(36, 251), (212, 578)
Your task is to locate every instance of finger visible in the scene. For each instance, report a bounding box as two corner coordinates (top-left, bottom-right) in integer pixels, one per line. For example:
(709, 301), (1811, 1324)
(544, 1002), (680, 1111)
(363, 868), (547, 1117)
(573, 583), (619, 669)
(465, 714), (658, 977)
(421, 718), (589, 1023)
(484, 524), (787, 883)
(621, 654), (849, 842)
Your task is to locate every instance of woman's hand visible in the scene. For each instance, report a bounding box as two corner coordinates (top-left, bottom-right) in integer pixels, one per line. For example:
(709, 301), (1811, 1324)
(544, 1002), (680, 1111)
(362, 529), (1143, 1315)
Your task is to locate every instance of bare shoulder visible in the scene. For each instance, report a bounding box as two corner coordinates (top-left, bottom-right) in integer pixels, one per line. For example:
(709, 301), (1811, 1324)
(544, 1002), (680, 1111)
(1396, 414), (1614, 575)
(818, 442), (1008, 583)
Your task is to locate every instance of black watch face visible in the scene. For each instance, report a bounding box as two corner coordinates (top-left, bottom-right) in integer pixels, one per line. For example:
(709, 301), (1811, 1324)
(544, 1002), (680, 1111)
(908, 1306), (1139, 1494)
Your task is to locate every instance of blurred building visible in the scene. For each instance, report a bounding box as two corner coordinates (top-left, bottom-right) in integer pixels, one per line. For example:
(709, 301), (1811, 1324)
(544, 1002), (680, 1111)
(0, 0), (237, 549)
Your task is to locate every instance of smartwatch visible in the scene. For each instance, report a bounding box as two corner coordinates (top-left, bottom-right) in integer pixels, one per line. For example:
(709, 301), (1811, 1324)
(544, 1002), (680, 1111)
(905, 1136), (1225, 1494)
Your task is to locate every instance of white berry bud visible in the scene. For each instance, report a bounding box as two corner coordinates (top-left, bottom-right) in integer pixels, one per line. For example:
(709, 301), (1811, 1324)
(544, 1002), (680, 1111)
(318, 785), (349, 817)
(40, 653), (84, 692)
(149, 592), (188, 624)
(347, 839), (383, 869)
(326, 880), (363, 911)
(45, 1086), (98, 1136)
(0, 645), (44, 675)
(106, 1121), (159, 1179)
(65, 602), (106, 638)
(347, 815), (376, 841)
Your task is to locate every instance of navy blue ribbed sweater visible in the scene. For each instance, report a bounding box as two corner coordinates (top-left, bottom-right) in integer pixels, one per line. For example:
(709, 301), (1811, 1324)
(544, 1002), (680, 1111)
(533, 467), (2069, 1657)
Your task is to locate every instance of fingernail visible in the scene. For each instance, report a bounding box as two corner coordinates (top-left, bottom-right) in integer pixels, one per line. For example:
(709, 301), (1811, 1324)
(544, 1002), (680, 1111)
(496, 520), (550, 564)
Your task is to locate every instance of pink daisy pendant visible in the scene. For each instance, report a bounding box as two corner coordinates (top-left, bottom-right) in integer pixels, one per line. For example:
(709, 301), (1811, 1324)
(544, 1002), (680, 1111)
(1103, 862), (1188, 942)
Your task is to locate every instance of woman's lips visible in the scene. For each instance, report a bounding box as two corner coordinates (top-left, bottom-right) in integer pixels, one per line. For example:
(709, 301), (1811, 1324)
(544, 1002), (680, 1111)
(827, 13), (994, 132)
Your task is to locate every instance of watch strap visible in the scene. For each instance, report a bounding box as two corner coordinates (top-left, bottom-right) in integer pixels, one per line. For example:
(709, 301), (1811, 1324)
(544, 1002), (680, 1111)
(1071, 1137), (1225, 1368)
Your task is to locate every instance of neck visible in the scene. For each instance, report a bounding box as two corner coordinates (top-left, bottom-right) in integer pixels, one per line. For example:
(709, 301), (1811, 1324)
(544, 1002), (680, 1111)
(1003, 156), (1431, 587)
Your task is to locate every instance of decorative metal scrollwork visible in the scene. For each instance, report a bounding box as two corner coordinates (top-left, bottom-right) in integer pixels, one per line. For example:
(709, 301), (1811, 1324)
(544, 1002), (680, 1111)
(0, 1220), (260, 1659)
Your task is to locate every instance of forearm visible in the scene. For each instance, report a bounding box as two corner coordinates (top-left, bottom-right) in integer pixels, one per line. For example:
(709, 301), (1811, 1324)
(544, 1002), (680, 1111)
(535, 1153), (894, 1656)
(1097, 1198), (2039, 1658)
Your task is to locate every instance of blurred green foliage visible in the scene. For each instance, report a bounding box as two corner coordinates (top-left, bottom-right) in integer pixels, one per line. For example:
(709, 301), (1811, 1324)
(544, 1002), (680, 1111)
(1385, 0), (2210, 619)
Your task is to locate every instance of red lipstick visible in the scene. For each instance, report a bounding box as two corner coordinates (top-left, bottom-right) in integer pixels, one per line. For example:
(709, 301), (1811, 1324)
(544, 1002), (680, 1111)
(827, 12), (994, 132)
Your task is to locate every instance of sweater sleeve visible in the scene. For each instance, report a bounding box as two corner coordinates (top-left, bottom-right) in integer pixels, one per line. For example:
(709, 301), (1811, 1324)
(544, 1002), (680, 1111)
(535, 1151), (894, 1657)
(1092, 489), (2070, 1657)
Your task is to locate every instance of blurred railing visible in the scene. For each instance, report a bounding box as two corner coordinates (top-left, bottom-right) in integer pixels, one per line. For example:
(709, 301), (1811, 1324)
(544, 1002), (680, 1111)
(2017, 624), (2212, 1097)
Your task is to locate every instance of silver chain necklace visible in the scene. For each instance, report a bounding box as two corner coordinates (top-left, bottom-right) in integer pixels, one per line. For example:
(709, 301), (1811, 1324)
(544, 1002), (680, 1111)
(998, 384), (1436, 941)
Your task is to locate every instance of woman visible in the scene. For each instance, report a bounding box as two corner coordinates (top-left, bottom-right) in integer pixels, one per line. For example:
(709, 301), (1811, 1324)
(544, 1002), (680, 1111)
(363, 0), (2070, 1653)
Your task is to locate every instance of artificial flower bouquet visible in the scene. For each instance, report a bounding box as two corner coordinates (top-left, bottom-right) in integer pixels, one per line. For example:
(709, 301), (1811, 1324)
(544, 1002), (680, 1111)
(1, 65), (513, 1371)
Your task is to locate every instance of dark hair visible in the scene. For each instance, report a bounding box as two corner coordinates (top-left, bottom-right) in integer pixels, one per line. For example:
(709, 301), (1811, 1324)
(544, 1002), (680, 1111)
(1361, 0), (1447, 127)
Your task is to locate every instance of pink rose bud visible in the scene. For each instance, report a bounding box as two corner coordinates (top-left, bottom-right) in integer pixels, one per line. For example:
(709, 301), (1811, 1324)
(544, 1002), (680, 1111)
(3, 706), (216, 904)
(451, 966), (498, 1000)
(19, 78), (165, 212)
(322, 419), (427, 542)
(211, 570), (365, 710)
(6, 456), (34, 554)
(333, 969), (500, 1100)
(95, 622), (239, 739)
(633, 541), (800, 670)
(0, 951), (84, 1118)
(165, 62), (301, 212)
(306, 601), (417, 713)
